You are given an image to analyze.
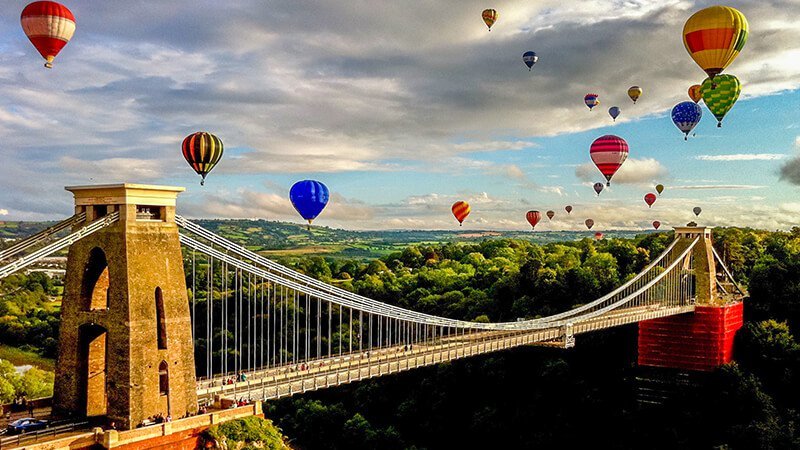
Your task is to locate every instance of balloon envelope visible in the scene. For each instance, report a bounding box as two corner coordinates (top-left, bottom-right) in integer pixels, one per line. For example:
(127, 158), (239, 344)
(671, 101), (703, 140)
(21, 1), (75, 68)
(683, 6), (748, 79)
(585, 219), (594, 229)
(452, 201), (471, 225)
(653, 220), (661, 230)
(608, 106), (621, 121)
(482, 9), (498, 30)
(290, 180), (330, 224)
(656, 184), (664, 195)
(693, 206), (702, 216)
(594, 232), (604, 240)
(701, 75), (741, 127)
(546, 210), (555, 220)
(526, 210), (541, 230)
(628, 86), (642, 104)
(590, 135), (629, 185)
(644, 193), (657, 208)
(522, 51), (538, 70)
(182, 131), (224, 185)
(688, 84), (703, 103)
(593, 182), (604, 195)
(584, 94), (600, 110)
(565, 205), (573, 214)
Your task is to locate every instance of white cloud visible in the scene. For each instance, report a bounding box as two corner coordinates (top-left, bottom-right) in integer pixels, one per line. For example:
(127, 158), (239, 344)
(0, 209), (8, 216)
(695, 154), (786, 161)
(670, 185), (767, 190)
(575, 158), (667, 185)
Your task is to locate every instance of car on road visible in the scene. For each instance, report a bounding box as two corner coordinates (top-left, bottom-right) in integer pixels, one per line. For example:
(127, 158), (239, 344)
(6, 418), (49, 434)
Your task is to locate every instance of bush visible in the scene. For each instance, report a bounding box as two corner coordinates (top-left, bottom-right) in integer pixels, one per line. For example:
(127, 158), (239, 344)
(205, 416), (288, 449)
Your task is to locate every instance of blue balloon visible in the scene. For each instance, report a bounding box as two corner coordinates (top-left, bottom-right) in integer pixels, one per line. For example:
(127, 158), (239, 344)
(671, 101), (702, 141)
(522, 51), (538, 71)
(289, 180), (329, 226)
(608, 106), (620, 121)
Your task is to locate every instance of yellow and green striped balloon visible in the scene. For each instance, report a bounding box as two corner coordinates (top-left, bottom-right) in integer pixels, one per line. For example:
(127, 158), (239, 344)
(701, 74), (741, 127)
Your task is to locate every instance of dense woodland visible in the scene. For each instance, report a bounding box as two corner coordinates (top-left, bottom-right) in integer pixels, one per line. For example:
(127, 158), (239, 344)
(0, 226), (799, 447)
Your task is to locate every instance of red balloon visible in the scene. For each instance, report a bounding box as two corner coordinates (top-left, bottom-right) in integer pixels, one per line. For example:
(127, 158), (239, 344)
(590, 135), (629, 186)
(652, 220), (661, 230)
(21, 1), (76, 68)
(546, 210), (555, 220)
(526, 210), (541, 230)
(644, 193), (657, 208)
(594, 232), (604, 240)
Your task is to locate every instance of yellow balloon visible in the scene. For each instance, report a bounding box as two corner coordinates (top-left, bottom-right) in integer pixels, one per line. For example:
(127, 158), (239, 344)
(683, 6), (748, 79)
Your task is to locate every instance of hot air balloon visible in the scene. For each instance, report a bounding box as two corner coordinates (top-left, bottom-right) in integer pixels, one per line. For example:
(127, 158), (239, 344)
(688, 84), (703, 103)
(20, 1), (76, 69)
(594, 232), (604, 240)
(693, 207), (702, 217)
(652, 220), (661, 230)
(590, 135), (629, 186)
(593, 182), (604, 196)
(683, 6), (748, 80)
(584, 94), (600, 110)
(290, 180), (329, 229)
(546, 210), (555, 220)
(452, 201), (471, 226)
(656, 184), (664, 195)
(644, 193), (657, 208)
(585, 219), (594, 230)
(482, 9), (498, 31)
(526, 210), (541, 230)
(522, 51), (538, 71)
(628, 86), (642, 104)
(701, 75), (741, 127)
(608, 106), (621, 122)
(565, 205), (573, 214)
(182, 132), (224, 185)
(671, 101), (703, 140)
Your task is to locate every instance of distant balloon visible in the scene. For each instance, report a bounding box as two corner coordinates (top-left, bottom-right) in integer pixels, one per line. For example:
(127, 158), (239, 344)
(526, 210), (542, 230)
(182, 131), (224, 185)
(608, 106), (621, 122)
(628, 86), (642, 104)
(590, 135), (629, 186)
(594, 232), (604, 240)
(593, 182), (604, 196)
(652, 220), (661, 230)
(522, 51), (538, 71)
(452, 201), (471, 226)
(688, 84), (703, 103)
(546, 210), (555, 220)
(585, 219), (594, 230)
(20, 1), (76, 69)
(683, 6), (749, 80)
(565, 205), (573, 214)
(482, 9), (498, 30)
(644, 193), (657, 208)
(584, 94), (600, 110)
(701, 75), (741, 127)
(656, 184), (664, 195)
(693, 206), (702, 216)
(671, 101), (703, 140)
(290, 180), (330, 228)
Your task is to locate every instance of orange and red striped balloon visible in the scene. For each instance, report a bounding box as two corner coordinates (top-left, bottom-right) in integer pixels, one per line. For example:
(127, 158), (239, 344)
(526, 210), (541, 230)
(21, 1), (75, 68)
(451, 201), (470, 226)
(683, 6), (748, 79)
(688, 84), (703, 103)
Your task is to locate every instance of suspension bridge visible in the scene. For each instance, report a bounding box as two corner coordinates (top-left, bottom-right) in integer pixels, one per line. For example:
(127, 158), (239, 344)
(0, 183), (744, 440)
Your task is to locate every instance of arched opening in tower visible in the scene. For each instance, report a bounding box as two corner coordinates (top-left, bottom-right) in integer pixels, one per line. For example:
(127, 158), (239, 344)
(81, 247), (110, 311)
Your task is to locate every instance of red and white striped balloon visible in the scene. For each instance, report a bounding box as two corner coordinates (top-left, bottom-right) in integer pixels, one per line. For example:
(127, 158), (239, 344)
(590, 135), (629, 186)
(21, 1), (76, 68)
(526, 210), (541, 230)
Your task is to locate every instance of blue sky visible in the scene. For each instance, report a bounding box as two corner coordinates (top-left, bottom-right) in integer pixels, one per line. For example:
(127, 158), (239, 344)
(1, 0), (798, 230)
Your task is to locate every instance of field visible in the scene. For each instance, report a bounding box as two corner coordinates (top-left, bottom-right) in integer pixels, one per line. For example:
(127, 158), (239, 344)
(0, 344), (55, 372)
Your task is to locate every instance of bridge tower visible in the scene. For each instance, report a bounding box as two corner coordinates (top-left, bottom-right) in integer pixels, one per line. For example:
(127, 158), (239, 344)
(54, 184), (197, 430)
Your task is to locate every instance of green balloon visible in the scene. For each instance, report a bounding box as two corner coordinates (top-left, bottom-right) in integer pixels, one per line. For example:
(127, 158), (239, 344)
(701, 75), (741, 127)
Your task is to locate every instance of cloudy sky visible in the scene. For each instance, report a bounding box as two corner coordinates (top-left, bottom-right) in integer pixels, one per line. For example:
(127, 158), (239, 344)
(1, 0), (799, 231)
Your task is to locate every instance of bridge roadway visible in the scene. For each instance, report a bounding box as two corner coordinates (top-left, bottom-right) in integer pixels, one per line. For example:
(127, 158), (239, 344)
(197, 303), (695, 404)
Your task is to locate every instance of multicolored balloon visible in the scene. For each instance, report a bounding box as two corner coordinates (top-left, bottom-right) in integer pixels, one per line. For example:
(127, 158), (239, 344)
(452, 201), (471, 226)
(546, 210), (555, 220)
(522, 51), (538, 71)
(182, 132), (224, 185)
(608, 106), (621, 122)
(290, 180), (330, 228)
(585, 219), (594, 230)
(701, 75), (741, 127)
(584, 94), (600, 110)
(693, 206), (702, 216)
(644, 193), (657, 208)
(688, 84), (703, 103)
(565, 205), (573, 214)
(652, 220), (661, 230)
(683, 6), (748, 80)
(593, 182), (604, 196)
(628, 86), (642, 104)
(590, 135), (629, 186)
(594, 232), (604, 240)
(20, 1), (76, 69)
(671, 101), (703, 140)
(526, 210), (541, 230)
(482, 9), (498, 30)
(656, 184), (664, 195)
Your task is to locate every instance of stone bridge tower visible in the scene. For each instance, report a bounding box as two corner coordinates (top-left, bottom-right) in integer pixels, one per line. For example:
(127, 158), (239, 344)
(54, 184), (197, 430)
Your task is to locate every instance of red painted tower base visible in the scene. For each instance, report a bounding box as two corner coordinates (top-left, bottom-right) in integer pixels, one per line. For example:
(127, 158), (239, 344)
(638, 302), (744, 372)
